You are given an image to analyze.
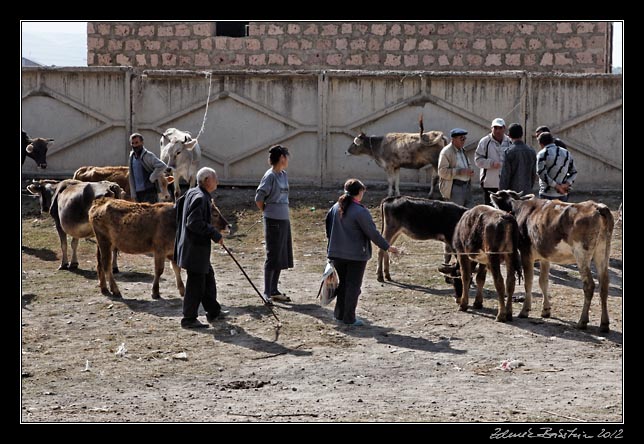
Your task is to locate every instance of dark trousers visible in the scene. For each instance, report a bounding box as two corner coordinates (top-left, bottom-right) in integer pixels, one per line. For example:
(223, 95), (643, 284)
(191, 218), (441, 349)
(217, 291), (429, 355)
(264, 267), (282, 297)
(331, 258), (367, 324)
(482, 187), (498, 206)
(182, 266), (221, 321)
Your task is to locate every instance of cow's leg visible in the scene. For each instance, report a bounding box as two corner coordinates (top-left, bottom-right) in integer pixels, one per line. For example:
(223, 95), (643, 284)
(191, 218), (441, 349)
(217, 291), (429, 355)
(378, 231), (401, 282)
(576, 256), (595, 331)
(488, 256), (508, 322)
(386, 169), (396, 197)
(151, 251), (166, 299)
(57, 230), (69, 270)
(457, 256), (472, 310)
(169, 258), (185, 297)
(69, 237), (80, 270)
(377, 248), (386, 282)
(112, 249), (119, 274)
(394, 169), (401, 197)
(504, 254), (517, 322)
(518, 253), (534, 318)
(95, 244), (108, 295)
(539, 260), (551, 318)
(594, 243), (611, 333)
(472, 262), (487, 309)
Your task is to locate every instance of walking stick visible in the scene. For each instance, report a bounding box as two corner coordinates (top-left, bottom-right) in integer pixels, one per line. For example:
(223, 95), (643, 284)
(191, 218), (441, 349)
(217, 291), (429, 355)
(221, 244), (282, 327)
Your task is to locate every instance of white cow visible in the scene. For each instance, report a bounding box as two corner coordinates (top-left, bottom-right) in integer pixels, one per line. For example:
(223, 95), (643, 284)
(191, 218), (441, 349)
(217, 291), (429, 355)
(160, 128), (201, 199)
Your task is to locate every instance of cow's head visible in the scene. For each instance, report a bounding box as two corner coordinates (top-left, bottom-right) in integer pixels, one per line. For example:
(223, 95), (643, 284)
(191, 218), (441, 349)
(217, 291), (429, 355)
(210, 201), (232, 233)
(347, 132), (371, 156)
(437, 262), (463, 300)
(160, 128), (199, 170)
(24, 136), (54, 169)
(490, 190), (534, 213)
(156, 175), (175, 202)
(26, 179), (59, 214)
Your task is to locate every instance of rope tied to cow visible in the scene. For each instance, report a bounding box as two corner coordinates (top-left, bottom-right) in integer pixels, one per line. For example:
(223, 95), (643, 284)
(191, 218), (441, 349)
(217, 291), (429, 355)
(194, 71), (213, 140)
(388, 247), (514, 264)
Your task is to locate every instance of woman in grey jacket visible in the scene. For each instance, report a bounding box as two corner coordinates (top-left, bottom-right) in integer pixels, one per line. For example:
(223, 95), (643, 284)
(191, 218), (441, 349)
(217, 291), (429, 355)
(325, 179), (399, 326)
(255, 145), (293, 305)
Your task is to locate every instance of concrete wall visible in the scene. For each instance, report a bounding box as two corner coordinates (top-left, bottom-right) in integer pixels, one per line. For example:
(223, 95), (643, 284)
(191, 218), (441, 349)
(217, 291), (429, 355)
(87, 21), (612, 74)
(22, 67), (622, 191)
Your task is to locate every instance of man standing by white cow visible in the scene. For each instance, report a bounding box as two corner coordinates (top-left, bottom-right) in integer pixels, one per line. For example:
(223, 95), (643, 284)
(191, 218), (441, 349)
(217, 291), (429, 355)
(160, 128), (201, 199)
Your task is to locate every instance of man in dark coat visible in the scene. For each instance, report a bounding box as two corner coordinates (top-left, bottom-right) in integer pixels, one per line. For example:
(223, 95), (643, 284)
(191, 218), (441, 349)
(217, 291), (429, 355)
(174, 167), (224, 329)
(499, 123), (538, 195)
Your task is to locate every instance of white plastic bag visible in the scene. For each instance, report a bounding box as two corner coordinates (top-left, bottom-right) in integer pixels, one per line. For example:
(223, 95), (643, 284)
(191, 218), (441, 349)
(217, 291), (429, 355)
(317, 261), (339, 306)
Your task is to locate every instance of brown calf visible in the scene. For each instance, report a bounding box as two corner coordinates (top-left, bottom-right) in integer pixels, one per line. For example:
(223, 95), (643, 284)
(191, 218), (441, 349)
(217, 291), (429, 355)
(88, 197), (229, 299)
(452, 205), (522, 322)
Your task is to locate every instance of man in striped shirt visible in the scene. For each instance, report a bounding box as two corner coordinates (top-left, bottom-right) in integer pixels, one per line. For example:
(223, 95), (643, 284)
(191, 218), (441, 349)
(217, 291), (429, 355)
(536, 132), (578, 201)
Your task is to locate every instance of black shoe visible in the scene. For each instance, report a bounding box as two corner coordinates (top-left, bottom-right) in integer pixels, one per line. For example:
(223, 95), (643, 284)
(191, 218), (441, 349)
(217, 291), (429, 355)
(270, 292), (291, 302)
(206, 310), (228, 324)
(181, 318), (209, 329)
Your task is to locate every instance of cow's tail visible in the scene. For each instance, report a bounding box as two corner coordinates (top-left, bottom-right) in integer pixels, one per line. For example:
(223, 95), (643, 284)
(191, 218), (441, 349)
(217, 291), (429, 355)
(48, 180), (73, 227)
(379, 196), (396, 234)
(419, 114), (424, 138)
(597, 203), (615, 263)
(504, 214), (523, 284)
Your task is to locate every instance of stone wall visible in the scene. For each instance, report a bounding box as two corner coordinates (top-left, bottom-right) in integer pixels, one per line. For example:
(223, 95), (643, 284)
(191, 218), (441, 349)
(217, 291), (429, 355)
(87, 21), (612, 73)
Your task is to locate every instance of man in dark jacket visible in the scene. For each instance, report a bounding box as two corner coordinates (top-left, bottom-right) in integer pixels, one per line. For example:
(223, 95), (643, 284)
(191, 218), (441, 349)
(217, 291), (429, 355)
(174, 167), (224, 329)
(499, 123), (538, 195)
(534, 125), (567, 149)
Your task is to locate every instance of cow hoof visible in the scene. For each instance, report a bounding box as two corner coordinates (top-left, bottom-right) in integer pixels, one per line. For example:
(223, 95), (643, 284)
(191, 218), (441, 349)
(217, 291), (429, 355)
(495, 315), (507, 322)
(600, 323), (610, 333)
(111, 292), (122, 299)
(518, 311), (529, 318)
(541, 310), (551, 318)
(376, 276), (384, 283)
(58, 263), (69, 270)
(100, 288), (112, 296)
(473, 301), (483, 309)
(506, 313), (513, 322)
(69, 262), (79, 270)
(576, 322), (588, 330)
(151, 293), (161, 300)
(458, 305), (468, 312)
(112, 267), (119, 274)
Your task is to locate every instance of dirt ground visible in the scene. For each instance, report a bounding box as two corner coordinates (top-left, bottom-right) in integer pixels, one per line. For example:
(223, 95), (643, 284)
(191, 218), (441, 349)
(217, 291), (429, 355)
(20, 184), (623, 425)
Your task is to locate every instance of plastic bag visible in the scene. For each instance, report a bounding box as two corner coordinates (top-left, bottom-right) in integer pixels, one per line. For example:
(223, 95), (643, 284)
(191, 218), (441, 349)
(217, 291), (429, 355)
(317, 261), (339, 306)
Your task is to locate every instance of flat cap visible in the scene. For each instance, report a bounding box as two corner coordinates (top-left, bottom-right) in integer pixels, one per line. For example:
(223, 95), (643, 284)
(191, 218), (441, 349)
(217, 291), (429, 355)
(450, 128), (468, 138)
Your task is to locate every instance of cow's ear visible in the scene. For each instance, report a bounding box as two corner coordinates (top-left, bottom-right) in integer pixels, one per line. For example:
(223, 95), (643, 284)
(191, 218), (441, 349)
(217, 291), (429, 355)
(184, 139), (198, 150)
(46, 138), (55, 142)
(521, 194), (535, 200)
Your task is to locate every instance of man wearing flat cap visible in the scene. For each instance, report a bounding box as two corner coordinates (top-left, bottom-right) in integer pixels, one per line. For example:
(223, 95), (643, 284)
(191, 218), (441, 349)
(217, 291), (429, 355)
(438, 128), (474, 265)
(475, 118), (511, 206)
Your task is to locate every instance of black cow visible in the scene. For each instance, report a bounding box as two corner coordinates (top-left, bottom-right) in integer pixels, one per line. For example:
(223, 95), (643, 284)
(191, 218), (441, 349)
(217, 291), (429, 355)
(377, 196), (469, 296)
(22, 130), (54, 168)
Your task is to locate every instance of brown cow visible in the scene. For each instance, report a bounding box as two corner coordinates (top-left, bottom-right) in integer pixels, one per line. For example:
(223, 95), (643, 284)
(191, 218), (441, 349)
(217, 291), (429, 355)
(452, 205), (522, 322)
(490, 190), (614, 332)
(347, 117), (447, 197)
(73, 165), (174, 202)
(88, 197), (230, 299)
(73, 166), (131, 199)
(47, 179), (124, 271)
